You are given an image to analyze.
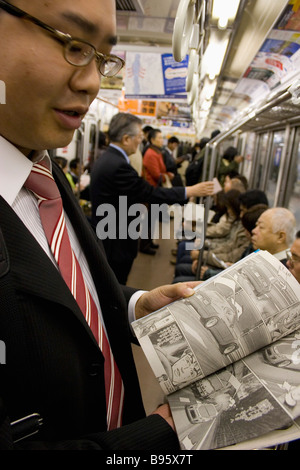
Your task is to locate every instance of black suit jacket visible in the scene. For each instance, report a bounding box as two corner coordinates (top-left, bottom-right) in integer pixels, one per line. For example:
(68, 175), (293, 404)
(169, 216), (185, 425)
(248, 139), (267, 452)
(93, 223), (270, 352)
(0, 162), (178, 450)
(90, 145), (187, 265)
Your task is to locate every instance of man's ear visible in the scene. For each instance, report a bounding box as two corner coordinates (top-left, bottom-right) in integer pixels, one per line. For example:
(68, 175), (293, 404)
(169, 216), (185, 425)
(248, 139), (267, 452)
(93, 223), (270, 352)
(121, 134), (130, 146)
(277, 230), (286, 245)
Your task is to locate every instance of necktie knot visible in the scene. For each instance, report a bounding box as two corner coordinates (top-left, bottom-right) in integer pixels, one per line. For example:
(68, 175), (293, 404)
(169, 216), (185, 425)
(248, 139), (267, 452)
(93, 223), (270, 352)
(25, 161), (60, 202)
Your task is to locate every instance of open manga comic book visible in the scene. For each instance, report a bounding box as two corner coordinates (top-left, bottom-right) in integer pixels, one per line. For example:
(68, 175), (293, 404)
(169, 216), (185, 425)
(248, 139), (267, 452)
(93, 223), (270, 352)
(132, 250), (300, 450)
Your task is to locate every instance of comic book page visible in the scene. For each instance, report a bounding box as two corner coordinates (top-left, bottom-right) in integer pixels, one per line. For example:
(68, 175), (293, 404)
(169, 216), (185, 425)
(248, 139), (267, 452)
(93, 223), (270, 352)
(167, 330), (300, 450)
(132, 251), (300, 395)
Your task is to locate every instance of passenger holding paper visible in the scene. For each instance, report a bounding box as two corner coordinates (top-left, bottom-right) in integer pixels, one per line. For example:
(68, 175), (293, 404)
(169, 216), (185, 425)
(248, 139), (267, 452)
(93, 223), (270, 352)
(0, 0), (205, 450)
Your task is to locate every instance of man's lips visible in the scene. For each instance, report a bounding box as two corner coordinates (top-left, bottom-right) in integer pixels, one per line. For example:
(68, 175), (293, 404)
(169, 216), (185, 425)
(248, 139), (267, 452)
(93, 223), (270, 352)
(54, 107), (88, 130)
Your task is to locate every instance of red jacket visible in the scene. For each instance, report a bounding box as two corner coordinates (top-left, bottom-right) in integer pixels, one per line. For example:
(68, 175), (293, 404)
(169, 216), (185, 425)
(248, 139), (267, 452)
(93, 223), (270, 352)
(143, 147), (167, 186)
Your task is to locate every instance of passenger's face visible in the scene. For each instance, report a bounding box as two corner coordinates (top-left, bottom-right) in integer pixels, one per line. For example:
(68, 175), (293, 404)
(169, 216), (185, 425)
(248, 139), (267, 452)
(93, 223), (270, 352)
(287, 239), (300, 284)
(0, 0), (117, 156)
(251, 211), (281, 254)
(125, 125), (143, 155)
(151, 132), (164, 148)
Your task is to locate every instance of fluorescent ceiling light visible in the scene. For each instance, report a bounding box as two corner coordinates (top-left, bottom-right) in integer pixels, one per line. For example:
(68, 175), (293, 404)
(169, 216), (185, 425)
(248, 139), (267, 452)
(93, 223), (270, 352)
(201, 30), (230, 80)
(199, 78), (217, 105)
(212, 0), (240, 29)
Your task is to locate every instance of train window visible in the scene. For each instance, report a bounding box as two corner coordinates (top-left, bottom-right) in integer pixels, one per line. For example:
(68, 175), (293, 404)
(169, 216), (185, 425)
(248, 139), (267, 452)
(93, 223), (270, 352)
(265, 131), (285, 207)
(242, 133), (255, 182)
(286, 127), (300, 231)
(254, 133), (269, 189)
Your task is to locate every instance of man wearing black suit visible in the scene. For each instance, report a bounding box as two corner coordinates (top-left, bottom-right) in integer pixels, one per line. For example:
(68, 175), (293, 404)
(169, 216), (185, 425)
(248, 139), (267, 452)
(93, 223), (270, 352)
(0, 0), (200, 450)
(91, 113), (214, 284)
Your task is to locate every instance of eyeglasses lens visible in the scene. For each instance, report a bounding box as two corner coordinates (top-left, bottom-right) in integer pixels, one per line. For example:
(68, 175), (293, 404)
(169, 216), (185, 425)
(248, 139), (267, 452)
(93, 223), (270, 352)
(100, 58), (122, 77)
(64, 40), (122, 77)
(65, 40), (93, 66)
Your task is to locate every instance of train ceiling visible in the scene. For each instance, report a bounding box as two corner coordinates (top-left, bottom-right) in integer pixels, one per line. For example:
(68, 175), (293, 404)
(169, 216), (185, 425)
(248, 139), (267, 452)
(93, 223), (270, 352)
(115, 0), (300, 137)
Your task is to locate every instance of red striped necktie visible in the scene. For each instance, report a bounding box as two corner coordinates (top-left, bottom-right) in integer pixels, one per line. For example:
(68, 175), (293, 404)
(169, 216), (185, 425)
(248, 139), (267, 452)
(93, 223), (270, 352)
(25, 160), (124, 430)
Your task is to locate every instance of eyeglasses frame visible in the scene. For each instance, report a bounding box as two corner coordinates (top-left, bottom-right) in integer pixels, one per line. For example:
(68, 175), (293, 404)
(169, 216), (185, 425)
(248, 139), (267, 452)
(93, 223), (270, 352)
(286, 249), (300, 265)
(0, 0), (125, 77)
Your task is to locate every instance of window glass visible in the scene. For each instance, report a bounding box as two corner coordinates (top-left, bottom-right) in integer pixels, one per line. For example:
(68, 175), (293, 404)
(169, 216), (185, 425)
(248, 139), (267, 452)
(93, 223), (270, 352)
(255, 133), (269, 188)
(265, 130), (285, 206)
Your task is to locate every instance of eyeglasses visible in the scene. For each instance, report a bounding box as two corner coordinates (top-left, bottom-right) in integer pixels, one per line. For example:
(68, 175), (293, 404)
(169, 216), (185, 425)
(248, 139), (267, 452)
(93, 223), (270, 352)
(286, 250), (300, 265)
(0, 0), (125, 77)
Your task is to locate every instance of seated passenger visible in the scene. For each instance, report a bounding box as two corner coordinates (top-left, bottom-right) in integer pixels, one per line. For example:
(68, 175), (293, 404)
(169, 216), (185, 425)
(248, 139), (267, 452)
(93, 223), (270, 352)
(206, 189), (242, 240)
(284, 230), (300, 451)
(286, 230), (300, 283)
(201, 203), (269, 280)
(223, 172), (248, 193)
(205, 189), (247, 255)
(239, 189), (269, 218)
(173, 189), (241, 268)
(209, 190), (227, 224)
(251, 207), (296, 265)
(239, 204), (269, 259)
(173, 190), (248, 282)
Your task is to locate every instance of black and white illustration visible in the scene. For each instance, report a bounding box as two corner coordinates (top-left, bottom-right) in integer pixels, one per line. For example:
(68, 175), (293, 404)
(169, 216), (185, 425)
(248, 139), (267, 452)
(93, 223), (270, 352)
(132, 251), (300, 448)
(133, 251), (300, 393)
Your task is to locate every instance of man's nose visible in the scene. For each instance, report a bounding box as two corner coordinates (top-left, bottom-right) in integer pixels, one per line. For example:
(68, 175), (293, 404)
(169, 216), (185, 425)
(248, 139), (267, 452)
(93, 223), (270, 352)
(69, 60), (101, 98)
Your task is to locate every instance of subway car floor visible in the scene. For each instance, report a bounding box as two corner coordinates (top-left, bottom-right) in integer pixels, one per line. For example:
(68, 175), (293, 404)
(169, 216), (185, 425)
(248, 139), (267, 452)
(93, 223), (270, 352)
(127, 221), (178, 414)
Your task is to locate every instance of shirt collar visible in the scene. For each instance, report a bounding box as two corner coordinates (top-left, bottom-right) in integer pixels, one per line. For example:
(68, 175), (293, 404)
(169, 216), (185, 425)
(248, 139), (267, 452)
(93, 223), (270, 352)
(0, 135), (50, 206)
(109, 143), (130, 164)
(273, 249), (288, 261)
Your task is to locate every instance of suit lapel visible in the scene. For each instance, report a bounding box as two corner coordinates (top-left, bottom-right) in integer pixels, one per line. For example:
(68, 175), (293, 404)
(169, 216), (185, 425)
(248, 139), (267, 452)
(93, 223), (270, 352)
(0, 193), (99, 348)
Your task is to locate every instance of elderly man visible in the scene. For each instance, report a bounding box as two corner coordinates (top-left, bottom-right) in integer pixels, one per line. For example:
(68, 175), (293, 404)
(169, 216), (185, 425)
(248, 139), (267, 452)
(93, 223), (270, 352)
(251, 208), (296, 264)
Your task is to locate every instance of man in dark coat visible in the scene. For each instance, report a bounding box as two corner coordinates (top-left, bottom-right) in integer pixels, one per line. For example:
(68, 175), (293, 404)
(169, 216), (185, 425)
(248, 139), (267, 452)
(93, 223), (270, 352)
(91, 113), (214, 284)
(0, 0), (200, 450)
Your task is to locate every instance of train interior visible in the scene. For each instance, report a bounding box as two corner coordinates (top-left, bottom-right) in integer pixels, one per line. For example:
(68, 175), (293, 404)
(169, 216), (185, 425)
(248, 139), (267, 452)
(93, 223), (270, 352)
(53, 0), (300, 423)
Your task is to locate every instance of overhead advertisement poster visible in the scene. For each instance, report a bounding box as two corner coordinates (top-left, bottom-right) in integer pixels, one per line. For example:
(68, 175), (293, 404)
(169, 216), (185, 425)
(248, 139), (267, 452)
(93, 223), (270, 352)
(238, 0), (300, 99)
(124, 52), (188, 100)
(118, 98), (157, 118)
(225, 0), (300, 128)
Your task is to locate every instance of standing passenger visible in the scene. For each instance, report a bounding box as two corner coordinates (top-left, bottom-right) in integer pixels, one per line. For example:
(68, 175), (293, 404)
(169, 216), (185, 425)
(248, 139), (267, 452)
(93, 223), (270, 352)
(90, 113), (214, 284)
(143, 128), (171, 187)
(0, 0), (201, 450)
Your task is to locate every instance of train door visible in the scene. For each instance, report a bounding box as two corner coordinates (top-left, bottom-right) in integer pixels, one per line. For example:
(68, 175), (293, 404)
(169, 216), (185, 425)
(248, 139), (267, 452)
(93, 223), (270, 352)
(264, 130), (286, 207)
(251, 132), (271, 190)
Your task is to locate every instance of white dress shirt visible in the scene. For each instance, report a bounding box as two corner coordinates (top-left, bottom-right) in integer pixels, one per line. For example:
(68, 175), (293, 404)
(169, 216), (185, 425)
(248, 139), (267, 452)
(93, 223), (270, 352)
(273, 249), (288, 262)
(0, 136), (140, 328)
